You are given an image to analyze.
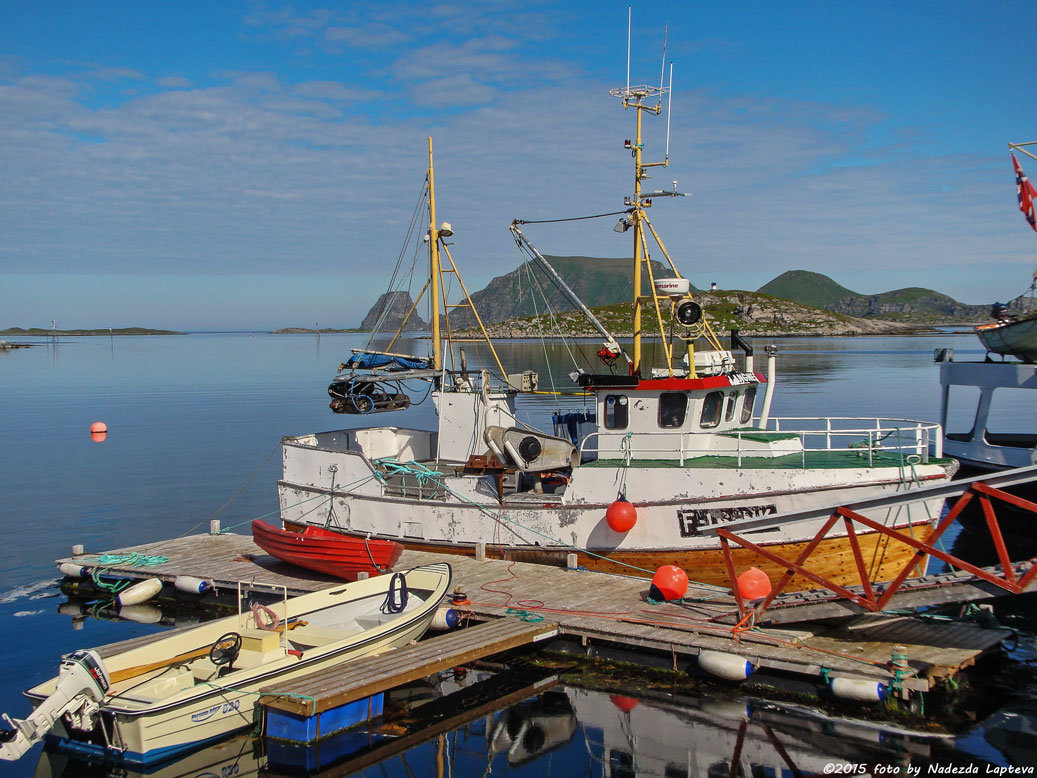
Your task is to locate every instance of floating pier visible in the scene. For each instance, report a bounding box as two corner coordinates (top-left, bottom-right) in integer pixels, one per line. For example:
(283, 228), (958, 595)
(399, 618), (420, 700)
(259, 618), (558, 743)
(57, 530), (1017, 696)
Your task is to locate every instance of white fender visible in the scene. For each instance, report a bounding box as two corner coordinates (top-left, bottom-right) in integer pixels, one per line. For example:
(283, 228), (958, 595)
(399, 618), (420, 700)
(831, 677), (886, 702)
(698, 650), (753, 681)
(57, 563), (90, 578)
(429, 606), (460, 631)
(174, 576), (212, 595)
(115, 578), (162, 607)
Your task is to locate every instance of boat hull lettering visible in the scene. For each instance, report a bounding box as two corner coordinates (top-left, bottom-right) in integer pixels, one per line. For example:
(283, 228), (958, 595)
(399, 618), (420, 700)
(677, 505), (777, 537)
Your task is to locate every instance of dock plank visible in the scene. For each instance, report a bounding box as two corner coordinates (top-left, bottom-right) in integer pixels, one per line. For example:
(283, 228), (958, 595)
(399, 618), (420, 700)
(259, 618), (558, 716)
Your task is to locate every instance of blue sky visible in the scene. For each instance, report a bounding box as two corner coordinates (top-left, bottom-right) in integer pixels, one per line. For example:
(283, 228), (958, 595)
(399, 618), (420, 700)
(1, 0), (1035, 329)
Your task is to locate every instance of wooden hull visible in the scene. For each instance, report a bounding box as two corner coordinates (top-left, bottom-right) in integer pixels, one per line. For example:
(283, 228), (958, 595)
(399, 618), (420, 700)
(367, 527), (932, 591)
(252, 520), (403, 581)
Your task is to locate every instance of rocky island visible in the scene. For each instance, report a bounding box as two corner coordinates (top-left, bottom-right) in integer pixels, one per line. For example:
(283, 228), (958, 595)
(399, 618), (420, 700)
(0, 327), (182, 336)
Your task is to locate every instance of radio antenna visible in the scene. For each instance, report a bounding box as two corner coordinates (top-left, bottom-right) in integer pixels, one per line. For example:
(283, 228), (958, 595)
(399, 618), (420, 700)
(658, 23), (668, 95)
(625, 6), (631, 93)
(665, 62), (673, 160)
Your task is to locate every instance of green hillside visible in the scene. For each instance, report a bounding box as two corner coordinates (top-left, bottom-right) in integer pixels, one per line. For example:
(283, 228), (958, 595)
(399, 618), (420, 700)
(757, 272), (990, 322)
(464, 289), (919, 339)
(450, 255), (694, 327)
(757, 270), (859, 308)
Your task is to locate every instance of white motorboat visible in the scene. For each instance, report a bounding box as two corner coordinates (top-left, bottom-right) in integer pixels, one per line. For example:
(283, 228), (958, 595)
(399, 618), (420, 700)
(0, 563), (450, 766)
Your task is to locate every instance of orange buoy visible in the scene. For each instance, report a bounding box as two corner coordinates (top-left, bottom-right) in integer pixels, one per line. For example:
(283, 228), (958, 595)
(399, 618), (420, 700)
(90, 421), (107, 433)
(737, 567), (772, 600)
(609, 694), (639, 713)
(649, 564), (689, 601)
(605, 500), (637, 533)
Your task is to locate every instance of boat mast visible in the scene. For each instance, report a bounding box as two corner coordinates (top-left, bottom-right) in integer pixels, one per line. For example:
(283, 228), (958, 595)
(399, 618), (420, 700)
(614, 83), (669, 375)
(612, 10), (686, 376)
(427, 137), (443, 372)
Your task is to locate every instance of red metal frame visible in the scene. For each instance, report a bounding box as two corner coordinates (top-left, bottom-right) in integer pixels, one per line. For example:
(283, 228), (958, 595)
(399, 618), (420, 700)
(718, 482), (1037, 625)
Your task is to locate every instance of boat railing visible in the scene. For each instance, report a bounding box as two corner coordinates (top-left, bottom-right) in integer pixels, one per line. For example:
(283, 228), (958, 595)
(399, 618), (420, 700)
(577, 417), (943, 468)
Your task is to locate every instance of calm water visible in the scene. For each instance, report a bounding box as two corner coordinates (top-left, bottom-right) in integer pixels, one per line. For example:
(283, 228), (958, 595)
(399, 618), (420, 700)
(0, 331), (1034, 775)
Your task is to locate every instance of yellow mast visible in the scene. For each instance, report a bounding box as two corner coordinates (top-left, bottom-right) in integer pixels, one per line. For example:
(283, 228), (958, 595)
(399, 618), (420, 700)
(621, 91), (664, 375)
(427, 137), (443, 372)
(631, 101), (645, 373)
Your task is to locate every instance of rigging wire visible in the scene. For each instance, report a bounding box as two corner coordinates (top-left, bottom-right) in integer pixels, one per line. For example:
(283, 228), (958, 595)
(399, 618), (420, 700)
(361, 179), (429, 352)
(521, 255), (588, 374)
(511, 239), (609, 377)
(513, 209), (631, 225)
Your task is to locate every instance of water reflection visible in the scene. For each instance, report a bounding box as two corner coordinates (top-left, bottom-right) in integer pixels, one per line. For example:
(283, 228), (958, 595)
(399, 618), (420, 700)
(34, 681), (1020, 778)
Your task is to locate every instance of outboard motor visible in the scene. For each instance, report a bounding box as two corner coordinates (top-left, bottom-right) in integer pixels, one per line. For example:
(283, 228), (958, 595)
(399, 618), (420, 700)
(0, 649), (110, 762)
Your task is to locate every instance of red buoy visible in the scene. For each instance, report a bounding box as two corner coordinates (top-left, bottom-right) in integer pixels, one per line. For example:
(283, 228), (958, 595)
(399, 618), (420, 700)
(90, 421), (107, 434)
(609, 694), (639, 713)
(650, 564), (689, 601)
(605, 500), (637, 533)
(737, 567), (772, 600)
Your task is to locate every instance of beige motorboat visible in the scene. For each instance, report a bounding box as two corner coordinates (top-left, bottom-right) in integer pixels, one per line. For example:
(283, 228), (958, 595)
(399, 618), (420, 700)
(0, 563), (451, 766)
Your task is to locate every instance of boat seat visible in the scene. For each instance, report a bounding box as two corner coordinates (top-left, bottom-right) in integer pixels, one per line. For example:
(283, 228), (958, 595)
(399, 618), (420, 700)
(287, 623), (362, 649)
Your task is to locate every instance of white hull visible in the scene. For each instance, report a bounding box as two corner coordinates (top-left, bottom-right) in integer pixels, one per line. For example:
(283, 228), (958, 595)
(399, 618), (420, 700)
(25, 564), (450, 765)
(976, 314), (1037, 363)
(277, 423), (953, 585)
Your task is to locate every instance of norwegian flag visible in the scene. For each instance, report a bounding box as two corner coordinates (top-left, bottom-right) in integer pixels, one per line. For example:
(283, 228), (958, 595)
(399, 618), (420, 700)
(1012, 152), (1037, 231)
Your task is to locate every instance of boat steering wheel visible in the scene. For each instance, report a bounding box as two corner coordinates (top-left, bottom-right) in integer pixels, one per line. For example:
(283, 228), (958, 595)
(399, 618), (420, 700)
(209, 632), (242, 667)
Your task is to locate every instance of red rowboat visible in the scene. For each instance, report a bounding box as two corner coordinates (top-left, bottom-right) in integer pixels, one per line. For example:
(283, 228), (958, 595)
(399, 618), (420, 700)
(251, 520), (403, 581)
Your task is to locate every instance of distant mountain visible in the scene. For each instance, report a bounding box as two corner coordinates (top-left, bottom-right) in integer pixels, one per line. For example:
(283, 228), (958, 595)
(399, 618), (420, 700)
(757, 270), (859, 309)
(828, 287), (990, 322)
(360, 291), (427, 331)
(757, 271), (991, 323)
(450, 255), (691, 327)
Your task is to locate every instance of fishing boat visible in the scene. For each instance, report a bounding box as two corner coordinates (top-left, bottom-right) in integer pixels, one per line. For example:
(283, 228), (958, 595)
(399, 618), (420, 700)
(0, 563), (450, 766)
(251, 519), (403, 581)
(274, 33), (956, 591)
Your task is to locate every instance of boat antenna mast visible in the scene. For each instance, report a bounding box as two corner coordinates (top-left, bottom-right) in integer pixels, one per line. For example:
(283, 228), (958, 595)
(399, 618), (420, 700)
(418, 141), (508, 383)
(611, 8), (712, 377)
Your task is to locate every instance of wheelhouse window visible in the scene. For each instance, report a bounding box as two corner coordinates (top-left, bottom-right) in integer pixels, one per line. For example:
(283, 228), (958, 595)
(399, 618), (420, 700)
(658, 392), (688, 428)
(724, 393), (737, 422)
(700, 391), (723, 428)
(740, 386), (757, 424)
(604, 394), (629, 429)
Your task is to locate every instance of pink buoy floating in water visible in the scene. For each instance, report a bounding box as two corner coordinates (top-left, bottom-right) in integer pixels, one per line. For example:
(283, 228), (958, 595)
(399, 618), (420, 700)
(605, 499), (637, 533)
(649, 564), (689, 601)
(90, 421), (108, 443)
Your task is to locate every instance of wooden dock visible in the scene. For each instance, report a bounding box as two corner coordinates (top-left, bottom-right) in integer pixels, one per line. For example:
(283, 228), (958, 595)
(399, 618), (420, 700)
(56, 532), (1015, 694)
(260, 618), (557, 717)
